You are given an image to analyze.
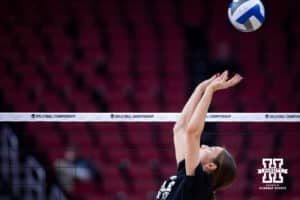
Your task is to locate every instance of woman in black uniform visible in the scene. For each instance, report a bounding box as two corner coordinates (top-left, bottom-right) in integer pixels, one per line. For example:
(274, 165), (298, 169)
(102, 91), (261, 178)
(156, 70), (243, 200)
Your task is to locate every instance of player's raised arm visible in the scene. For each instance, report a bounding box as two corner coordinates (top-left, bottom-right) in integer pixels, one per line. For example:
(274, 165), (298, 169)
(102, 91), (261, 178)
(185, 71), (243, 175)
(173, 74), (218, 165)
(173, 74), (218, 132)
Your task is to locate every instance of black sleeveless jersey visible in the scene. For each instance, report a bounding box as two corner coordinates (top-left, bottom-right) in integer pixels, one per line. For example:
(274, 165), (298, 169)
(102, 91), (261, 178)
(156, 160), (212, 200)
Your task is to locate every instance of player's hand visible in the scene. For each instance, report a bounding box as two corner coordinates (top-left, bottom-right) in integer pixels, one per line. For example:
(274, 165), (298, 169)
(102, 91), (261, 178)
(197, 73), (219, 89)
(207, 70), (243, 92)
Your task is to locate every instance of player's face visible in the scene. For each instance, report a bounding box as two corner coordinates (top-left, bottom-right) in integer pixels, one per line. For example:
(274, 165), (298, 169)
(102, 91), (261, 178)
(199, 145), (224, 165)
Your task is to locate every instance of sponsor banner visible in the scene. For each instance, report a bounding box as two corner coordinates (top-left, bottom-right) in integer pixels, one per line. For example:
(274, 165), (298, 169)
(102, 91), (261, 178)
(110, 113), (155, 119)
(31, 113), (76, 119)
(0, 113), (299, 122)
(265, 113), (300, 120)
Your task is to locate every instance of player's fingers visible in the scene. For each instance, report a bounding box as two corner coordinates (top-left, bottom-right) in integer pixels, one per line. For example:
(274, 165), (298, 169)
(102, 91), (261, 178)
(209, 73), (218, 81)
(220, 70), (229, 81)
(226, 74), (243, 87)
(201, 73), (218, 87)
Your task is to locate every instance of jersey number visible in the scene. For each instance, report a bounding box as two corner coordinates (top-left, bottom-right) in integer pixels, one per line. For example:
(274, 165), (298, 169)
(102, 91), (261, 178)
(156, 176), (177, 200)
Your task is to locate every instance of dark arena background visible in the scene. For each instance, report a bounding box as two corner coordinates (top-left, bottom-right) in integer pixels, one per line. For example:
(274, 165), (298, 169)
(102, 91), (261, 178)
(0, 0), (300, 199)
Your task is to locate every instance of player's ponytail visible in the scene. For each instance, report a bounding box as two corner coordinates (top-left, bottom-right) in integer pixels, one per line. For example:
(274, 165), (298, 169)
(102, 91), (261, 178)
(210, 149), (237, 199)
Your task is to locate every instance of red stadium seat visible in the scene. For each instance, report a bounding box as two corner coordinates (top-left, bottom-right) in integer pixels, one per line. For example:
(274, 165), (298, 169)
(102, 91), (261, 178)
(106, 148), (132, 164)
(160, 164), (177, 180)
(102, 176), (128, 193)
(129, 165), (154, 180)
(126, 130), (154, 147)
(135, 147), (160, 162)
(98, 132), (127, 149)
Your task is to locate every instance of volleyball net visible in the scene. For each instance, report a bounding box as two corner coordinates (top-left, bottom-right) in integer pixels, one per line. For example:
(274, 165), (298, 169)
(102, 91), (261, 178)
(1, 112), (300, 122)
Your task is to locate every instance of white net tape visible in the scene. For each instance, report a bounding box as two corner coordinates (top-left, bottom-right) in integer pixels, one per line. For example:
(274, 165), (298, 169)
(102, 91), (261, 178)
(0, 112), (300, 122)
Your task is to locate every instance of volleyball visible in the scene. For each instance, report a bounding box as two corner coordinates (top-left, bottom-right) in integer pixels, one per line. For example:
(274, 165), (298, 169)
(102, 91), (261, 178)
(228, 0), (265, 32)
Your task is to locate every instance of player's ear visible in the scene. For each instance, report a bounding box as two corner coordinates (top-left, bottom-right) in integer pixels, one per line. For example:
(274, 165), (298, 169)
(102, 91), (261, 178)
(203, 162), (217, 173)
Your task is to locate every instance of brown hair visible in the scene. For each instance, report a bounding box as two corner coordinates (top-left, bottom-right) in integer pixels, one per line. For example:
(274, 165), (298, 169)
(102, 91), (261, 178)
(210, 149), (237, 200)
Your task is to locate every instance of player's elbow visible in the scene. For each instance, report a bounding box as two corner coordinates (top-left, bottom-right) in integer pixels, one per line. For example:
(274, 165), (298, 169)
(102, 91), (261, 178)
(186, 124), (203, 136)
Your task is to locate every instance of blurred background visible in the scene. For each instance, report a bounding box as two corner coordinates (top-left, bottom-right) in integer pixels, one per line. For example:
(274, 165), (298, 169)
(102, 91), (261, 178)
(0, 0), (299, 199)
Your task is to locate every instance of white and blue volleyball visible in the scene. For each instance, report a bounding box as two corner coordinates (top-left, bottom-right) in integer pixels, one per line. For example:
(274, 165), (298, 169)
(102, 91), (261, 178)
(228, 0), (265, 32)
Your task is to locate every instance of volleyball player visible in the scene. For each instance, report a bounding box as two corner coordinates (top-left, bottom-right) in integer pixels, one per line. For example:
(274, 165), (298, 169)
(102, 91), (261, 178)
(156, 70), (243, 200)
